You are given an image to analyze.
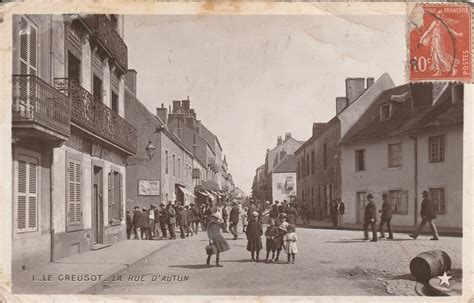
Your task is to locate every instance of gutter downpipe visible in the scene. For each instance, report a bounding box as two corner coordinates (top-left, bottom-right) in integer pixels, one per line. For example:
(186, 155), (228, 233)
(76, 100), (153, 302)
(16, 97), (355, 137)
(410, 134), (418, 227)
(49, 15), (56, 263)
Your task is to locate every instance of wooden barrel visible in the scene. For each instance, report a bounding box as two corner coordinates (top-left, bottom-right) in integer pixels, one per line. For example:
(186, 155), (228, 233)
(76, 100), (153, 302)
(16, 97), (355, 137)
(409, 250), (452, 282)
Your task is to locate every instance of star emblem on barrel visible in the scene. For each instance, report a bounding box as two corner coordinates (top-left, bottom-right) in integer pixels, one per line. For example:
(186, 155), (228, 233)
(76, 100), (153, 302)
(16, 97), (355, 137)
(438, 271), (452, 287)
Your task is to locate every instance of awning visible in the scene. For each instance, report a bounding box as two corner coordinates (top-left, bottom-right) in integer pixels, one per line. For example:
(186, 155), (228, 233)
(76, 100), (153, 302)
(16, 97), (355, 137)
(200, 190), (215, 200)
(177, 185), (196, 198)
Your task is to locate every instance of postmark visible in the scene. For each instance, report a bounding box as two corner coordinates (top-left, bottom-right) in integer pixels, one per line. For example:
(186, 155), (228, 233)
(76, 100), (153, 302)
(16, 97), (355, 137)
(408, 3), (471, 82)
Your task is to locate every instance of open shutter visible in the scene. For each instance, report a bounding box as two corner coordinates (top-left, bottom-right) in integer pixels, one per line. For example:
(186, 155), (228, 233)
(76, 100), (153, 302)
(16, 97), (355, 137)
(66, 158), (82, 231)
(119, 173), (123, 221)
(17, 159), (27, 232)
(28, 161), (38, 230)
(108, 171), (113, 224)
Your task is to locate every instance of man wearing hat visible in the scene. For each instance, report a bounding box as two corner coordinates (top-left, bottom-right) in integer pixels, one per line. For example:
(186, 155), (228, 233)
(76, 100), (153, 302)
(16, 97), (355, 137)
(379, 193), (393, 239)
(363, 194), (377, 242)
(229, 202), (240, 240)
(410, 191), (439, 240)
(158, 203), (168, 239)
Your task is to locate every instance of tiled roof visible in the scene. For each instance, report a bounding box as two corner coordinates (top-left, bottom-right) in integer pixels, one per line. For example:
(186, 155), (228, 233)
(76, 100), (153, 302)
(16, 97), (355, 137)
(272, 155), (296, 173)
(340, 83), (463, 145)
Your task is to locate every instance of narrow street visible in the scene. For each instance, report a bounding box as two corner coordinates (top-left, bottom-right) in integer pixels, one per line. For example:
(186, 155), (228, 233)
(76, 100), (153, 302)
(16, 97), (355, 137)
(91, 225), (462, 296)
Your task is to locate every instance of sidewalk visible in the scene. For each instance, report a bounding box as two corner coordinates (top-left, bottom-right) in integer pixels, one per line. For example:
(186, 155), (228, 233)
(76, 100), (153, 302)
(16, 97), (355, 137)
(296, 218), (462, 237)
(11, 239), (170, 294)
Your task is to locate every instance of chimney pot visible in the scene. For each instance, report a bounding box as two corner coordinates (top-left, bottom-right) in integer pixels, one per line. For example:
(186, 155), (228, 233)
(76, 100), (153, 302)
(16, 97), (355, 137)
(172, 100), (181, 113)
(156, 106), (168, 125)
(366, 77), (375, 89)
(346, 77), (366, 104)
(451, 84), (464, 104)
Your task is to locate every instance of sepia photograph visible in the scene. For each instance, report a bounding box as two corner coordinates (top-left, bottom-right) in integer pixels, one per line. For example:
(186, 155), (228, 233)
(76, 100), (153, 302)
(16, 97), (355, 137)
(0, 1), (471, 301)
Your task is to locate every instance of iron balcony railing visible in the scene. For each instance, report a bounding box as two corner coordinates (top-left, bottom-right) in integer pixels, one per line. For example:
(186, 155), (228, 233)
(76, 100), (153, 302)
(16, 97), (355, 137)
(54, 78), (137, 154)
(12, 74), (71, 138)
(79, 14), (128, 71)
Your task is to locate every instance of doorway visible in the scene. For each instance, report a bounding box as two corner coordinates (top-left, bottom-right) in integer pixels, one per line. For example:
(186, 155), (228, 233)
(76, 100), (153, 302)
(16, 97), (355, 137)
(92, 166), (104, 245)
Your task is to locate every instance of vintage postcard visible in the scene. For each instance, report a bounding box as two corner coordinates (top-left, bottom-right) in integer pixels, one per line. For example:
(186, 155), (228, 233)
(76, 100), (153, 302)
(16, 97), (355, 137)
(0, 1), (472, 302)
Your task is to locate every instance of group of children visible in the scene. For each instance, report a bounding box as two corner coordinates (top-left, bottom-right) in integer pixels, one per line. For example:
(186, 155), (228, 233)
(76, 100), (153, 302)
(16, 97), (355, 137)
(245, 212), (298, 264)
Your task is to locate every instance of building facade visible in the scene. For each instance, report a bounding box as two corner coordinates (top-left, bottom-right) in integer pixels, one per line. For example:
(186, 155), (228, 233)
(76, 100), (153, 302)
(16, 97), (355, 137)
(339, 83), (463, 230)
(12, 14), (136, 271)
(271, 155), (297, 203)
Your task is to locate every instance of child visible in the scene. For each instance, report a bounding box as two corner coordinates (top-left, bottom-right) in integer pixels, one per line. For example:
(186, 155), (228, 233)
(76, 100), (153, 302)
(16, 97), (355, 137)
(264, 218), (280, 263)
(283, 224), (298, 264)
(275, 213), (288, 262)
(206, 212), (230, 267)
(241, 207), (248, 233)
(246, 212), (263, 262)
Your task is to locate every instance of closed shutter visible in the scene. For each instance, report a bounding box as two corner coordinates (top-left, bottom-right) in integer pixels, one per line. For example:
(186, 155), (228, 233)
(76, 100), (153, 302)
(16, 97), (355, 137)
(119, 173), (123, 221)
(16, 155), (38, 233)
(66, 158), (82, 231)
(18, 17), (38, 115)
(108, 172), (113, 224)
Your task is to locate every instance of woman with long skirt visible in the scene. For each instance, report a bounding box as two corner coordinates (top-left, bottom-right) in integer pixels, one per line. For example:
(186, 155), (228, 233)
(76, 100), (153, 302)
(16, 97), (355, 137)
(206, 212), (230, 267)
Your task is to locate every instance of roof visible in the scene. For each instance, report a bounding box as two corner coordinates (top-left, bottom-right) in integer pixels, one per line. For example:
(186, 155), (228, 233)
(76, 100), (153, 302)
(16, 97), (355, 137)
(340, 83), (463, 145)
(272, 155), (297, 173)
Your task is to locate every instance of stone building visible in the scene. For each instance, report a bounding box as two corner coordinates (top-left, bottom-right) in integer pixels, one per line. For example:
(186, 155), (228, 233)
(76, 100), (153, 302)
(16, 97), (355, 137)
(11, 14), (136, 271)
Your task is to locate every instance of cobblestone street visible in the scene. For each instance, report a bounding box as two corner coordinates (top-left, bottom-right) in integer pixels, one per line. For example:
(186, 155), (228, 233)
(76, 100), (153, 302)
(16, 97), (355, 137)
(91, 225), (462, 296)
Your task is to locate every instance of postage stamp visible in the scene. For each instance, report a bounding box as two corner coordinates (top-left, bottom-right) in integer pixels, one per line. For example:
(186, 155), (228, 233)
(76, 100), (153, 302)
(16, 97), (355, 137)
(408, 3), (472, 82)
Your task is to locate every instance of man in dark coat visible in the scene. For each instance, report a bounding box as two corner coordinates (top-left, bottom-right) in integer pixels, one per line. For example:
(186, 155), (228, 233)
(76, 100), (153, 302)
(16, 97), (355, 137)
(410, 191), (439, 240)
(139, 208), (151, 240)
(126, 209), (133, 240)
(363, 194), (377, 242)
(177, 206), (187, 239)
(132, 206), (142, 240)
(167, 202), (177, 240)
(379, 193), (393, 239)
(330, 200), (338, 228)
(336, 199), (345, 228)
(153, 205), (160, 239)
(190, 203), (200, 235)
(185, 205), (194, 236)
(270, 201), (280, 220)
(229, 202), (240, 240)
(221, 205), (229, 232)
(158, 203), (168, 239)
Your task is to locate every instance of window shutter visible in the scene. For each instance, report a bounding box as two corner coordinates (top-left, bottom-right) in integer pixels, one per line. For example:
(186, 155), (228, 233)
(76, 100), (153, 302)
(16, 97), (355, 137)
(16, 156), (38, 233)
(108, 171), (114, 224)
(66, 158), (82, 231)
(17, 160), (27, 231)
(28, 161), (38, 229)
(119, 173), (123, 221)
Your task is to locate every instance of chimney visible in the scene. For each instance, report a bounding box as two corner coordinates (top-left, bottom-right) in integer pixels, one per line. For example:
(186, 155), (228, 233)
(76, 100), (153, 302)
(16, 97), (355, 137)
(451, 83), (464, 103)
(172, 100), (181, 113)
(284, 132), (292, 141)
(312, 123), (326, 137)
(190, 108), (196, 119)
(366, 77), (375, 89)
(182, 99), (190, 113)
(411, 82), (433, 108)
(186, 116), (195, 129)
(346, 78), (366, 104)
(177, 113), (185, 122)
(125, 69), (137, 95)
(277, 136), (283, 146)
(336, 97), (348, 115)
(156, 103), (168, 125)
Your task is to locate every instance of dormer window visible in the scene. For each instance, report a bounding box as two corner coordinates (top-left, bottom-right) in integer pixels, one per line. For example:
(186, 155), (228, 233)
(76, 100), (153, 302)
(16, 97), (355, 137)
(380, 104), (391, 121)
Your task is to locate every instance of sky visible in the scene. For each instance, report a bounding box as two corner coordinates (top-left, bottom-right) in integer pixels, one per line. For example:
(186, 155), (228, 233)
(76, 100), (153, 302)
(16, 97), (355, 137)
(124, 13), (406, 195)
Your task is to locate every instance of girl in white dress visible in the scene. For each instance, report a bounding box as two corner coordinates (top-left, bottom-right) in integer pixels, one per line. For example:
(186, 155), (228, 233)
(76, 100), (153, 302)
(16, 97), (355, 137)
(283, 224), (298, 264)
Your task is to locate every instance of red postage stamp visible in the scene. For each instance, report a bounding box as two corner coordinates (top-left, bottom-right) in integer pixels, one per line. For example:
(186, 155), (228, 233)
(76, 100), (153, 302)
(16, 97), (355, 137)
(408, 3), (472, 81)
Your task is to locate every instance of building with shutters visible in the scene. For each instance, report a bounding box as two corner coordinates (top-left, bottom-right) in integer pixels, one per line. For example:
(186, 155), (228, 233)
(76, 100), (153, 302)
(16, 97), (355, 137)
(11, 14), (136, 271)
(339, 82), (463, 230)
(270, 155), (297, 203)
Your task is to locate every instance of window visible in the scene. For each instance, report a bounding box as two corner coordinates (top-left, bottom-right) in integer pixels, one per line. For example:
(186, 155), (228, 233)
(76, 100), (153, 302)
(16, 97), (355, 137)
(173, 154), (176, 176)
(430, 188), (446, 214)
(178, 158), (181, 178)
(388, 143), (402, 167)
(19, 17), (38, 75)
(109, 170), (123, 224)
(66, 157), (83, 231)
(93, 75), (103, 102)
(15, 154), (38, 233)
(380, 104), (391, 120)
(429, 135), (445, 163)
(356, 191), (367, 213)
(111, 91), (119, 113)
(67, 51), (81, 84)
(285, 176), (294, 190)
(311, 150), (315, 174)
(323, 143), (328, 169)
(389, 190), (408, 215)
(306, 154), (310, 176)
(165, 151), (169, 174)
(355, 149), (365, 171)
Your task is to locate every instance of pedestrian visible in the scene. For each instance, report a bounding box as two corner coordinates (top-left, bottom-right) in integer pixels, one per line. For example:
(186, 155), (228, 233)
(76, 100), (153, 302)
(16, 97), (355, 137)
(270, 201), (280, 220)
(222, 205), (229, 233)
(246, 212), (263, 262)
(158, 203), (168, 239)
(153, 204), (161, 239)
(330, 200), (338, 228)
(167, 202), (177, 240)
(177, 205), (187, 239)
(264, 218), (280, 263)
(363, 194), (377, 242)
(410, 191), (439, 240)
(300, 204), (309, 225)
(241, 207), (248, 233)
(206, 212), (230, 267)
(283, 224), (298, 264)
(190, 203), (200, 235)
(379, 193), (393, 239)
(149, 205), (156, 239)
(132, 206), (142, 240)
(336, 199), (345, 228)
(275, 213), (288, 262)
(126, 209), (133, 240)
(286, 203), (298, 226)
(229, 202), (240, 240)
(139, 208), (150, 240)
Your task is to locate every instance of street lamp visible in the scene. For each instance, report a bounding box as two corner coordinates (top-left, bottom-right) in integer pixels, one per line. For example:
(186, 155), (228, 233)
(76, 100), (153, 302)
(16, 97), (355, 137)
(145, 140), (156, 160)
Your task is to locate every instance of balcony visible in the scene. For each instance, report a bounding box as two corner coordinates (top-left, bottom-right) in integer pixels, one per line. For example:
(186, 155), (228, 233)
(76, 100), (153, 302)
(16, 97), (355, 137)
(12, 75), (71, 142)
(54, 78), (137, 155)
(79, 14), (127, 71)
